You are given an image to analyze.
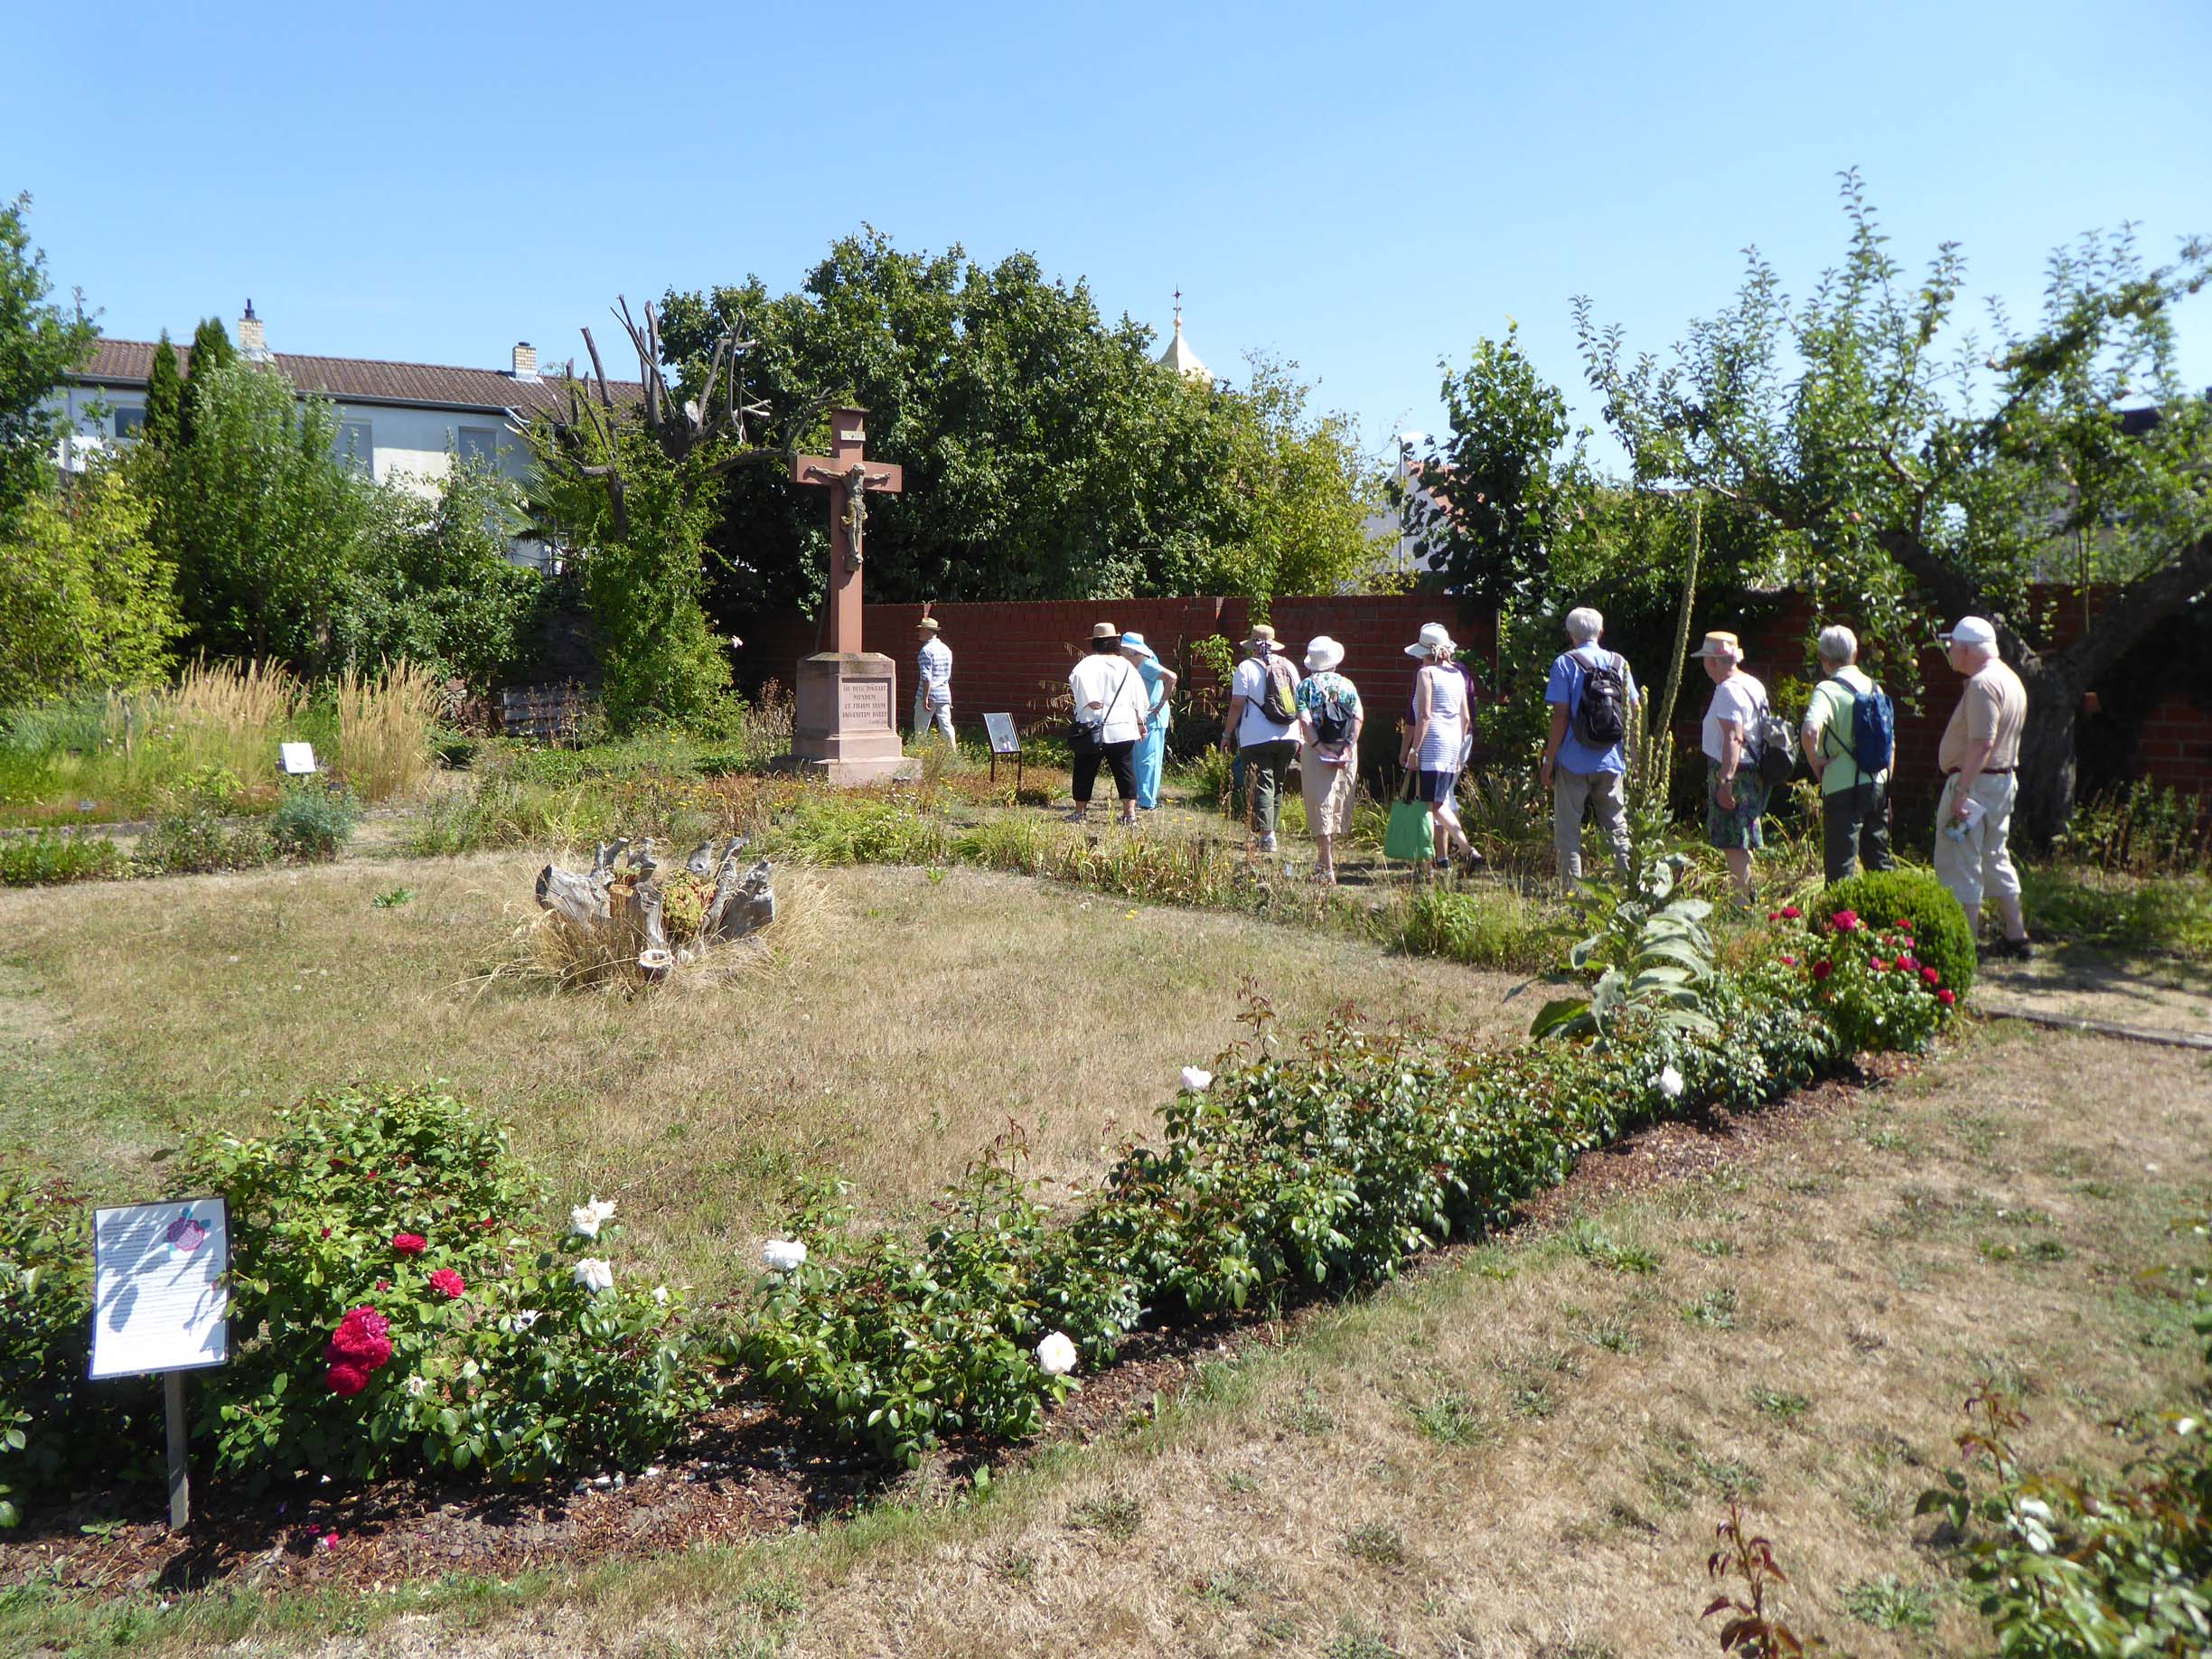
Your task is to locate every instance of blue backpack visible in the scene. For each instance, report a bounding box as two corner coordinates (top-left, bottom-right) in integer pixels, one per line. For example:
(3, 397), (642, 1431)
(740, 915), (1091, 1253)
(1825, 677), (1895, 774)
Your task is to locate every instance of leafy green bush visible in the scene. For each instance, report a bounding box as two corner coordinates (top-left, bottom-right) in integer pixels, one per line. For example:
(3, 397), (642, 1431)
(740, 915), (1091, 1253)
(2019, 867), (2212, 963)
(1532, 855), (1716, 1044)
(1761, 907), (1955, 1054)
(743, 961), (1850, 1467)
(3, 1090), (710, 1520)
(267, 781), (358, 861)
(183, 1087), (709, 1486)
(133, 808), (270, 875)
(1811, 866), (1976, 1001)
(0, 830), (127, 886)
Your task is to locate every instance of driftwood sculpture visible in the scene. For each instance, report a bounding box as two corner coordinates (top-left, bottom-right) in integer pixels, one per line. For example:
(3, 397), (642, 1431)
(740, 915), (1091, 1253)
(534, 836), (774, 983)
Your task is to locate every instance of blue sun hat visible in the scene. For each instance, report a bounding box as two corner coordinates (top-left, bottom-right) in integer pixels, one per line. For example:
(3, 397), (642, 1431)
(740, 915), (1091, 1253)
(1120, 632), (1157, 661)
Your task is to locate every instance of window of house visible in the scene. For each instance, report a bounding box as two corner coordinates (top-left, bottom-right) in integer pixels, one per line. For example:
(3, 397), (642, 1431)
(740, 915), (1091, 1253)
(335, 420), (374, 474)
(111, 405), (147, 439)
(457, 426), (501, 470)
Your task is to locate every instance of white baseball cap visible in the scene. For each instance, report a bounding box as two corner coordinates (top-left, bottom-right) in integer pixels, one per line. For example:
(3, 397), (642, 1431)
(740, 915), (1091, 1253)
(1939, 616), (1998, 647)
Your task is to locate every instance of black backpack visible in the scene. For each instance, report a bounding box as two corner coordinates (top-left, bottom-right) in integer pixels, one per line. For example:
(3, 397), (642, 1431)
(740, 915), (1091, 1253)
(1311, 683), (1353, 745)
(1572, 652), (1628, 747)
(1753, 695), (1797, 788)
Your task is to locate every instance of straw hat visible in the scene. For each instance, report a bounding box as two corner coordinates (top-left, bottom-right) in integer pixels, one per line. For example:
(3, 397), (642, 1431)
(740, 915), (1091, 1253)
(1091, 621), (1120, 640)
(915, 616), (940, 633)
(1689, 631), (1742, 661)
(1304, 635), (1345, 673)
(1404, 622), (1457, 659)
(1245, 623), (1279, 650)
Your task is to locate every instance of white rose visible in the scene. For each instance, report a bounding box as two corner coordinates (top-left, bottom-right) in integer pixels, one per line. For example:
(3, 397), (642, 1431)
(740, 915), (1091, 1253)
(591, 1197), (618, 1224)
(763, 1240), (808, 1274)
(573, 1257), (614, 1295)
(569, 1205), (602, 1239)
(1659, 1065), (1684, 1100)
(1036, 1330), (1078, 1377)
(1180, 1066), (1214, 1093)
(652, 1285), (670, 1305)
(404, 1375), (428, 1399)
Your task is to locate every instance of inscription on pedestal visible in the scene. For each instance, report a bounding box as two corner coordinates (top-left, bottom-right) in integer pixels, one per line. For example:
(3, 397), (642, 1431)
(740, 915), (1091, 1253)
(839, 681), (890, 726)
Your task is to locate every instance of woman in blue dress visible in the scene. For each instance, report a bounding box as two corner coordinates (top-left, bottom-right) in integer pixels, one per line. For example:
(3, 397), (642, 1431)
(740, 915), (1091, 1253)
(1120, 633), (1178, 811)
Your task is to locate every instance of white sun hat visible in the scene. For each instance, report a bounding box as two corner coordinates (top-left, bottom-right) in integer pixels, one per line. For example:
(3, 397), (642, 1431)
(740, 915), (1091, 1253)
(1404, 622), (1458, 659)
(1304, 635), (1345, 673)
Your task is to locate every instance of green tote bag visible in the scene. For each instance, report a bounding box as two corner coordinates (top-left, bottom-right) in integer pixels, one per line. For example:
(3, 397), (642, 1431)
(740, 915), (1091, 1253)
(1383, 772), (1435, 863)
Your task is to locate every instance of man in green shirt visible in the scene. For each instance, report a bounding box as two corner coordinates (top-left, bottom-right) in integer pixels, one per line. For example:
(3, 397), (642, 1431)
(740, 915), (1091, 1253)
(1799, 624), (1896, 883)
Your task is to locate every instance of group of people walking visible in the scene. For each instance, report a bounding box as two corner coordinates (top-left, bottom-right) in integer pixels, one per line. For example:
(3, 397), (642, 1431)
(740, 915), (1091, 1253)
(1540, 607), (2031, 955)
(918, 605), (2035, 952)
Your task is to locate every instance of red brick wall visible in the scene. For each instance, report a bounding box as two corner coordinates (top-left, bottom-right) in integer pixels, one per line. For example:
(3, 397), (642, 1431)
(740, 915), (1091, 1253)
(741, 586), (2208, 794)
(744, 595), (1496, 732)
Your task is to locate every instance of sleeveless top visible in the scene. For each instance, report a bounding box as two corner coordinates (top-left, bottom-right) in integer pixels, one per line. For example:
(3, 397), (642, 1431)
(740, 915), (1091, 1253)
(1416, 664), (1467, 770)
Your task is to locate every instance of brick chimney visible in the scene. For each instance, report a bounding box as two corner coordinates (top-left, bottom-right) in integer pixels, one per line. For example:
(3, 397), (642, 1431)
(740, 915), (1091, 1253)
(238, 299), (269, 362)
(511, 341), (539, 382)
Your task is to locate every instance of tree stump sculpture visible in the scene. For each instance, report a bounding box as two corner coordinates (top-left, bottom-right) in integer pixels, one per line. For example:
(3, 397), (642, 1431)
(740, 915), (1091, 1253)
(534, 836), (774, 983)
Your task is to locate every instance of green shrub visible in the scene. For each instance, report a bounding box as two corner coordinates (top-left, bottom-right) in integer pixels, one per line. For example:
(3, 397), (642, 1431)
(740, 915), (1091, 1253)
(134, 809), (271, 875)
(267, 781), (359, 861)
(0, 830), (127, 886)
(2019, 867), (2212, 962)
(183, 1086), (710, 1487)
(1811, 866), (1976, 1002)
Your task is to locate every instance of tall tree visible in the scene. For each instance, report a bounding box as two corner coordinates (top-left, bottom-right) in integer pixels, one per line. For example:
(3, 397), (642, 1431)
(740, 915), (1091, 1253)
(179, 315), (235, 445)
(0, 464), (181, 701)
(1578, 173), (2212, 841)
(143, 333), (183, 448)
(0, 192), (96, 517)
(147, 356), (374, 669)
(659, 230), (1384, 617)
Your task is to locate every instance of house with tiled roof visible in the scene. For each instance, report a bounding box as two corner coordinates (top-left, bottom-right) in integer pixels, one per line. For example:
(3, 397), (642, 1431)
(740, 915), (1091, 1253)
(56, 305), (641, 564)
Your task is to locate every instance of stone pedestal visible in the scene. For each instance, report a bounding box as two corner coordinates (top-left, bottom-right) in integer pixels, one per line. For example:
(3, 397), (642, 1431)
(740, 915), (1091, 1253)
(791, 652), (905, 785)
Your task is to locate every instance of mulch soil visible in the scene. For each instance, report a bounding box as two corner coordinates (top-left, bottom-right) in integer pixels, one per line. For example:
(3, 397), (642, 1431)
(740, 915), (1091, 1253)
(0, 1056), (1900, 1599)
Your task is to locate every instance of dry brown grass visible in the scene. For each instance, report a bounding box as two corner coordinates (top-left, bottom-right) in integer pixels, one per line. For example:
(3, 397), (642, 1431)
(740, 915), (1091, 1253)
(0, 853), (1533, 1298)
(101, 658), (305, 797)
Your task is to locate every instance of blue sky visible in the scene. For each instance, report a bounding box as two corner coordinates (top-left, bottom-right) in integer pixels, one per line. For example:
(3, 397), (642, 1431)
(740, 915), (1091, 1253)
(11, 0), (2209, 466)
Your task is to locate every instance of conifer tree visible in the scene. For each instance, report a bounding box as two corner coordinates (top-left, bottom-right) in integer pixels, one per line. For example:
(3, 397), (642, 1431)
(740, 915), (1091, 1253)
(143, 332), (183, 447)
(179, 317), (234, 444)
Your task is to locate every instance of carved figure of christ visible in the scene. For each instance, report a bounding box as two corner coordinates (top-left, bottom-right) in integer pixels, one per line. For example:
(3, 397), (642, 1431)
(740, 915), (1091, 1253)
(792, 408), (904, 656)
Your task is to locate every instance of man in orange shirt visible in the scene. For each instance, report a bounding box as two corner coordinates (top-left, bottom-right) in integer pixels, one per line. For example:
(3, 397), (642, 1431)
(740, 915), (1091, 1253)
(1934, 616), (2031, 959)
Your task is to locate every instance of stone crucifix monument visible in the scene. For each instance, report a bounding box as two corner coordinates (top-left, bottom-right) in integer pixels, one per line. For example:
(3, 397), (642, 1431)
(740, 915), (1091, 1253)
(789, 407), (908, 783)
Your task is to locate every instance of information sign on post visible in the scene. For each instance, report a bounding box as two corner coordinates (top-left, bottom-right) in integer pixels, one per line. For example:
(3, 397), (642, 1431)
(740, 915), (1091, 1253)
(278, 742), (318, 775)
(91, 1198), (230, 1529)
(982, 713), (1023, 792)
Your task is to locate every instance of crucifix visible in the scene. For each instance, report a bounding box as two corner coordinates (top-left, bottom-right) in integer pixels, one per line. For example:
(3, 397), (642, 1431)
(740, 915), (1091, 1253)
(793, 407), (904, 657)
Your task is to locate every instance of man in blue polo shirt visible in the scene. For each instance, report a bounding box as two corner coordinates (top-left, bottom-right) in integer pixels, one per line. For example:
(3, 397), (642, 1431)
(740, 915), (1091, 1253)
(1539, 606), (1638, 889)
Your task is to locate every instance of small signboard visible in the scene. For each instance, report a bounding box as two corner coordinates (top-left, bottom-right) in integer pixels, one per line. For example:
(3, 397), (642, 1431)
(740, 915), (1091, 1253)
(983, 713), (1020, 756)
(90, 1198), (230, 1381)
(278, 742), (318, 776)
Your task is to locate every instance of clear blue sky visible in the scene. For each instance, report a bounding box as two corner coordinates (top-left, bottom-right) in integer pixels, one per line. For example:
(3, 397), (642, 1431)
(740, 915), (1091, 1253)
(11, 0), (2209, 466)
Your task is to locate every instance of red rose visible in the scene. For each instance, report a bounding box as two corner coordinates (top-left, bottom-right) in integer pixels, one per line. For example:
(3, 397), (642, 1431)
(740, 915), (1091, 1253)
(1830, 910), (1861, 933)
(480, 1217), (497, 1229)
(326, 1362), (370, 1397)
(1813, 961), (1834, 981)
(392, 1233), (426, 1256)
(1921, 966), (1942, 986)
(427, 1267), (466, 1299)
(325, 1305), (393, 1370)
(376, 1279), (390, 1291)
(1936, 989), (1956, 1007)
(1767, 911), (1781, 922)
(1897, 956), (1918, 973)
(1870, 958), (1889, 972)
(1780, 955), (1798, 967)
(1779, 906), (1802, 920)
(1893, 918), (1913, 931)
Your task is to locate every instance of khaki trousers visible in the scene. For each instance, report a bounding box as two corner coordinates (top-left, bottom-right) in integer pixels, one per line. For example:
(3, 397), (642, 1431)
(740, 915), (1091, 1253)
(1934, 772), (2021, 919)
(1552, 767), (1632, 886)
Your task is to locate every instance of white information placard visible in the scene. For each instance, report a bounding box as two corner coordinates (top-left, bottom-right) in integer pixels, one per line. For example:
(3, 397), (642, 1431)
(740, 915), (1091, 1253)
(90, 1198), (230, 1380)
(983, 713), (1020, 755)
(279, 742), (318, 775)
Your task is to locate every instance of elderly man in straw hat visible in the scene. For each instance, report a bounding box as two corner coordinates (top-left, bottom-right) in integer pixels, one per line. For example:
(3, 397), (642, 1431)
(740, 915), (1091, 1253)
(1692, 630), (1770, 905)
(1295, 634), (1363, 883)
(913, 616), (954, 747)
(1222, 622), (1302, 853)
(1935, 615), (2032, 958)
